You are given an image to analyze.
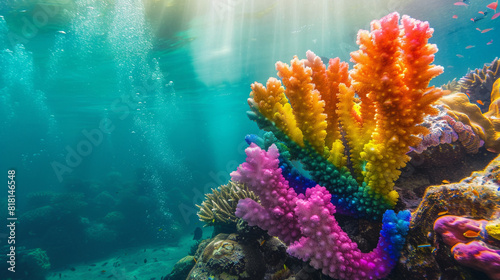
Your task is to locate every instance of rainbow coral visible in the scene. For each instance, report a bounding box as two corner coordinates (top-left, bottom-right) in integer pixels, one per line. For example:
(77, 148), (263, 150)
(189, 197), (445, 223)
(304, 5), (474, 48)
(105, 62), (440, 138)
(247, 12), (444, 219)
(232, 143), (411, 280)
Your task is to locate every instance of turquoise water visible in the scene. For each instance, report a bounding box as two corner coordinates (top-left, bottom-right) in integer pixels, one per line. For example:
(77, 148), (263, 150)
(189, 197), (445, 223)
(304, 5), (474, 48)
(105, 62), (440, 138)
(0, 0), (499, 278)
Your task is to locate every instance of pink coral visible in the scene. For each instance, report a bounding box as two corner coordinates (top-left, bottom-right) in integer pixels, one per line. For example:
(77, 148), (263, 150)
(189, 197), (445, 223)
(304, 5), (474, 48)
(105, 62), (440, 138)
(231, 143), (301, 244)
(288, 186), (396, 279)
(232, 143), (410, 280)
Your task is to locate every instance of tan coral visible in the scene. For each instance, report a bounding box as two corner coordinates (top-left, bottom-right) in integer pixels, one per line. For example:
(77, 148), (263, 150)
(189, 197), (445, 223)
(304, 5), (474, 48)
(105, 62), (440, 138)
(197, 181), (259, 226)
(438, 79), (500, 153)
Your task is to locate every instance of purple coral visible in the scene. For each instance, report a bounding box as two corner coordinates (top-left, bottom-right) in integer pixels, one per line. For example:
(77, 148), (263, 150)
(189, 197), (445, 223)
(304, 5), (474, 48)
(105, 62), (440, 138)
(232, 143), (411, 280)
(412, 107), (483, 154)
(443, 115), (484, 154)
(412, 112), (458, 153)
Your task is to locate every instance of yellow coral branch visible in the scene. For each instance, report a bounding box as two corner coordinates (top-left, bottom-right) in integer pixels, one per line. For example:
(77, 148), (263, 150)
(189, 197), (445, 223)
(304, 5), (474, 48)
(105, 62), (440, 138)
(276, 57), (327, 153)
(350, 12), (443, 206)
(250, 78), (304, 146)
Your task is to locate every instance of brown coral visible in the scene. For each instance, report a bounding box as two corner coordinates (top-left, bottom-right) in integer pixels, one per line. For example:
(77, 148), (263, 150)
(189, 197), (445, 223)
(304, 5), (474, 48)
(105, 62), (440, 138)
(459, 57), (500, 112)
(187, 233), (266, 280)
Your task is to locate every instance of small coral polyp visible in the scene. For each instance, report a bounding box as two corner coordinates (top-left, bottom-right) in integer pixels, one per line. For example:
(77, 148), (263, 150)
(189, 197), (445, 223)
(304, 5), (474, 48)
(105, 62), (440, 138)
(246, 12), (444, 220)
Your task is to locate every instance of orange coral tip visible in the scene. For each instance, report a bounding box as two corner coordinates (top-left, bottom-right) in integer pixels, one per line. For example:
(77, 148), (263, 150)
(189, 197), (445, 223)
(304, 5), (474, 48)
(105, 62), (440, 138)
(472, 189), (480, 196)
(487, 2), (498, 10)
(463, 230), (480, 238)
(442, 180), (450, 184)
(492, 12), (500, 19)
(455, 2), (468, 6)
(438, 211), (449, 216)
(477, 100), (485, 105)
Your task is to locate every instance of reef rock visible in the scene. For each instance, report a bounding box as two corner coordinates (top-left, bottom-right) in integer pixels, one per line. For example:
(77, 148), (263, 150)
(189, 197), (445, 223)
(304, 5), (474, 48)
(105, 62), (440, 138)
(186, 233), (289, 280)
(164, 255), (196, 280)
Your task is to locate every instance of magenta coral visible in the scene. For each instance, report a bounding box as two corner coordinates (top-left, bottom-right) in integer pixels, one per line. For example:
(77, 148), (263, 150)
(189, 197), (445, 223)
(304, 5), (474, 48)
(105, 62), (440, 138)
(452, 241), (500, 279)
(231, 143), (301, 244)
(434, 215), (487, 246)
(232, 144), (410, 280)
(288, 186), (401, 279)
(434, 215), (500, 279)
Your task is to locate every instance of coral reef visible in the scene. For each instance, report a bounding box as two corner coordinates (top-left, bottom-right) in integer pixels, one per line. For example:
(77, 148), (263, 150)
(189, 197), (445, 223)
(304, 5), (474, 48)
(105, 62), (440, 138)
(434, 215), (488, 247)
(459, 57), (500, 112)
(247, 12), (444, 220)
(26, 248), (51, 272)
(197, 181), (258, 227)
(232, 143), (410, 280)
(389, 153), (500, 280)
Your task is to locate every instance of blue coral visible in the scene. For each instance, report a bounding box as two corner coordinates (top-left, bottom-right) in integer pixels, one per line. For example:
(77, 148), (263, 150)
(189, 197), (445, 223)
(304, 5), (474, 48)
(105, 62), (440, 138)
(379, 210), (411, 263)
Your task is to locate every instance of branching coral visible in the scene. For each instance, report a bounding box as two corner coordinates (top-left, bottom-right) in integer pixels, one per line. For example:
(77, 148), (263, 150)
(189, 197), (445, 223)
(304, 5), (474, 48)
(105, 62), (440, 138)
(232, 143), (411, 280)
(197, 181), (258, 226)
(247, 12), (444, 219)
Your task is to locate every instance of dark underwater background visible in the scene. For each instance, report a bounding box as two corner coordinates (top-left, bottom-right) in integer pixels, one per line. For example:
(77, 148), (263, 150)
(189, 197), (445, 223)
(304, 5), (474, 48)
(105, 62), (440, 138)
(0, 0), (499, 279)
